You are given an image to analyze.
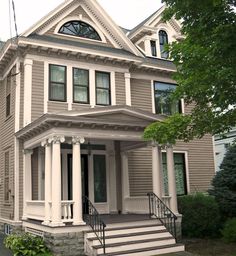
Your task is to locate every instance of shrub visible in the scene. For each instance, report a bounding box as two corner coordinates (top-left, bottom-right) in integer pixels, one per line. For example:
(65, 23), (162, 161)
(221, 218), (236, 243)
(4, 233), (52, 256)
(209, 144), (236, 220)
(178, 193), (221, 238)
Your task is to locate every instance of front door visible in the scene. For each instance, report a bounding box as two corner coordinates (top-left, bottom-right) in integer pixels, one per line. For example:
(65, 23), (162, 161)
(67, 154), (89, 201)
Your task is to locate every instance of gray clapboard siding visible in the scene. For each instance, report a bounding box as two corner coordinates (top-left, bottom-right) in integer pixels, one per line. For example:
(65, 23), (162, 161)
(130, 78), (152, 112)
(72, 103), (91, 111)
(115, 72), (126, 105)
(48, 101), (68, 113)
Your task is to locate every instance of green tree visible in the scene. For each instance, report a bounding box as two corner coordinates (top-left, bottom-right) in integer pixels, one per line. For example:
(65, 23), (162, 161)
(144, 0), (236, 144)
(209, 144), (236, 219)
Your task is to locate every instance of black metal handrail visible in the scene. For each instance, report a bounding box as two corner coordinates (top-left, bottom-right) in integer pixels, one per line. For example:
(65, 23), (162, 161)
(147, 192), (177, 240)
(83, 196), (106, 254)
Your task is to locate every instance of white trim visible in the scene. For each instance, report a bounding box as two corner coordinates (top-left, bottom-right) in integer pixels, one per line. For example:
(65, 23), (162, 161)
(23, 59), (33, 126)
(67, 66), (73, 110)
(1, 58), (18, 80)
(14, 138), (20, 222)
(44, 61), (48, 113)
(151, 80), (155, 114)
(0, 218), (22, 226)
(181, 99), (185, 114)
(125, 73), (131, 106)
(89, 69), (96, 107)
(53, 16), (107, 44)
(15, 60), (21, 132)
(110, 71), (116, 105)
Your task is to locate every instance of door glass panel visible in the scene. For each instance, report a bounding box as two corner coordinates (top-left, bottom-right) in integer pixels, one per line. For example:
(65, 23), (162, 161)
(93, 155), (107, 203)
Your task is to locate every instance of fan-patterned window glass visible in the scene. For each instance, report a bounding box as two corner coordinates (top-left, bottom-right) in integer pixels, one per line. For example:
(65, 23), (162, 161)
(162, 153), (187, 196)
(73, 68), (89, 104)
(159, 30), (169, 59)
(59, 21), (101, 41)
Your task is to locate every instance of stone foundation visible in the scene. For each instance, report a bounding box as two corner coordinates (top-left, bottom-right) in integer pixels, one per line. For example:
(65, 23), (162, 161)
(44, 231), (85, 256)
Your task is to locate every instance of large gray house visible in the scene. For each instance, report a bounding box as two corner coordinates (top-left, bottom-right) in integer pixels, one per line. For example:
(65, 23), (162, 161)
(0, 0), (215, 255)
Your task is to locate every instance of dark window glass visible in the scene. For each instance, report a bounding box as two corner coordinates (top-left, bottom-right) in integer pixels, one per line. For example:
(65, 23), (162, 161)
(49, 64), (66, 101)
(6, 94), (11, 117)
(73, 68), (89, 104)
(150, 40), (157, 57)
(159, 30), (169, 59)
(154, 81), (181, 115)
(59, 21), (101, 41)
(96, 71), (111, 105)
(4, 152), (10, 202)
(162, 153), (187, 196)
(93, 155), (107, 203)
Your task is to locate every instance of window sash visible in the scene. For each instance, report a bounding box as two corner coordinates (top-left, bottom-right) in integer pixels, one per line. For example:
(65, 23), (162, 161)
(95, 71), (111, 105)
(49, 64), (66, 102)
(150, 40), (157, 57)
(6, 94), (11, 117)
(73, 68), (89, 104)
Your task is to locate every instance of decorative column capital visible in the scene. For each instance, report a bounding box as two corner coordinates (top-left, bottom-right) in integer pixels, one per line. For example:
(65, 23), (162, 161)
(41, 140), (50, 147)
(72, 136), (85, 145)
(166, 143), (173, 149)
(24, 59), (33, 66)
(124, 73), (131, 79)
(48, 136), (65, 144)
(23, 149), (33, 155)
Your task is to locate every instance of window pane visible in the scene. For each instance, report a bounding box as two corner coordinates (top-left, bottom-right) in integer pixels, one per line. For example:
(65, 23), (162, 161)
(97, 89), (110, 105)
(74, 86), (88, 103)
(150, 40), (157, 57)
(96, 72), (110, 89)
(74, 69), (89, 86)
(50, 83), (65, 101)
(6, 94), (11, 117)
(50, 65), (65, 83)
(94, 155), (107, 203)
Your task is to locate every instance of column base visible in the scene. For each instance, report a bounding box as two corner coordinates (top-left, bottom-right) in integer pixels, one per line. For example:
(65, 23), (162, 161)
(48, 221), (65, 227)
(42, 221), (51, 226)
(73, 221), (86, 226)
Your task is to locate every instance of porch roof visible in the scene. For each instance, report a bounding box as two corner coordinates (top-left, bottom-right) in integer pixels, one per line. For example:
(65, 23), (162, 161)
(16, 105), (165, 141)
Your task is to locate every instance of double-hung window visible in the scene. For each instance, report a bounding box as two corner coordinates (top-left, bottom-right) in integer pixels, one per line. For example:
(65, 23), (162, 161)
(6, 76), (11, 118)
(49, 64), (66, 101)
(150, 40), (157, 57)
(73, 68), (89, 104)
(159, 30), (169, 59)
(95, 71), (111, 105)
(154, 81), (181, 115)
(4, 151), (10, 202)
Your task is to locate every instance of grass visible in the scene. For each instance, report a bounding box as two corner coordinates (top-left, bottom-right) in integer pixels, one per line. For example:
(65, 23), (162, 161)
(184, 238), (236, 256)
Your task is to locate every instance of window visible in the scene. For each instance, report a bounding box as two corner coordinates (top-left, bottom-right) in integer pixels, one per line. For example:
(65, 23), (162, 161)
(73, 68), (89, 104)
(159, 30), (169, 59)
(150, 40), (157, 57)
(6, 76), (11, 117)
(162, 153), (187, 196)
(96, 71), (111, 106)
(4, 152), (10, 202)
(93, 155), (107, 203)
(154, 81), (181, 115)
(49, 64), (66, 101)
(59, 21), (101, 41)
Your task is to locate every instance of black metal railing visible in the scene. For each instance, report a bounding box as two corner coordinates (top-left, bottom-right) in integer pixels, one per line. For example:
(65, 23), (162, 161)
(83, 196), (106, 254)
(147, 192), (177, 240)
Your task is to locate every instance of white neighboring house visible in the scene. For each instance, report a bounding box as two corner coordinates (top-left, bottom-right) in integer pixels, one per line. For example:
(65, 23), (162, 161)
(214, 127), (236, 171)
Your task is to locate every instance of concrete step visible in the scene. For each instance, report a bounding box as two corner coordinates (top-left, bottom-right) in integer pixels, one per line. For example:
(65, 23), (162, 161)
(94, 237), (175, 254)
(98, 244), (185, 256)
(105, 219), (160, 229)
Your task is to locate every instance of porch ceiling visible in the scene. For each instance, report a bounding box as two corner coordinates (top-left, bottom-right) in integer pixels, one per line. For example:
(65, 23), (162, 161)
(15, 105), (164, 142)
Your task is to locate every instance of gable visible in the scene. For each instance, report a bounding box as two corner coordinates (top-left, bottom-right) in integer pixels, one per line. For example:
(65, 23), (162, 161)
(22, 0), (142, 56)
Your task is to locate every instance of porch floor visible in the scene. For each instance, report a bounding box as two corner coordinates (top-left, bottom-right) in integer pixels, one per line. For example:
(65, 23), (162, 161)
(96, 214), (151, 224)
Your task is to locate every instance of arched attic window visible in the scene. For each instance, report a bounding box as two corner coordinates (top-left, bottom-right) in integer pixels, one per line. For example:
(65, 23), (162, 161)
(59, 20), (102, 41)
(159, 30), (169, 59)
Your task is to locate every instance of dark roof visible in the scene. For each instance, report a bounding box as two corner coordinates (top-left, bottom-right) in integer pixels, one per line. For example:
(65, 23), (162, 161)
(144, 57), (176, 70)
(119, 26), (131, 34)
(27, 34), (137, 58)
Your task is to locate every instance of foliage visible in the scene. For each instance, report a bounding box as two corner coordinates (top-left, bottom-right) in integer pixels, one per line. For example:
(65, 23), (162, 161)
(144, 0), (236, 143)
(209, 144), (236, 219)
(4, 233), (52, 256)
(178, 193), (221, 238)
(221, 218), (236, 243)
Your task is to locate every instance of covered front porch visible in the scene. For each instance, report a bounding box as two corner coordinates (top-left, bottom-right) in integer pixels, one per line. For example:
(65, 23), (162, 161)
(16, 106), (179, 227)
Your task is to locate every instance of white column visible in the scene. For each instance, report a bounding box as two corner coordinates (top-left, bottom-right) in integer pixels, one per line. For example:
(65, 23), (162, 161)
(72, 136), (85, 225)
(151, 143), (162, 198)
(166, 145), (178, 214)
(42, 141), (52, 225)
(121, 152), (130, 213)
(22, 149), (33, 220)
(23, 59), (33, 126)
(125, 73), (131, 106)
(49, 136), (65, 226)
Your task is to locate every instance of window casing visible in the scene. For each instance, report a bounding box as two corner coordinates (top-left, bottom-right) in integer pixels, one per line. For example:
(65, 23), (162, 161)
(95, 71), (111, 106)
(4, 152), (10, 202)
(6, 76), (11, 118)
(159, 30), (169, 59)
(150, 40), (157, 57)
(162, 152), (187, 196)
(154, 81), (181, 115)
(49, 64), (67, 102)
(73, 68), (89, 104)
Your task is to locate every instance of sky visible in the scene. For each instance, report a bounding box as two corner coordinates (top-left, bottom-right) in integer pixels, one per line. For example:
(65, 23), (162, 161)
(0, 0), (163, 41)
